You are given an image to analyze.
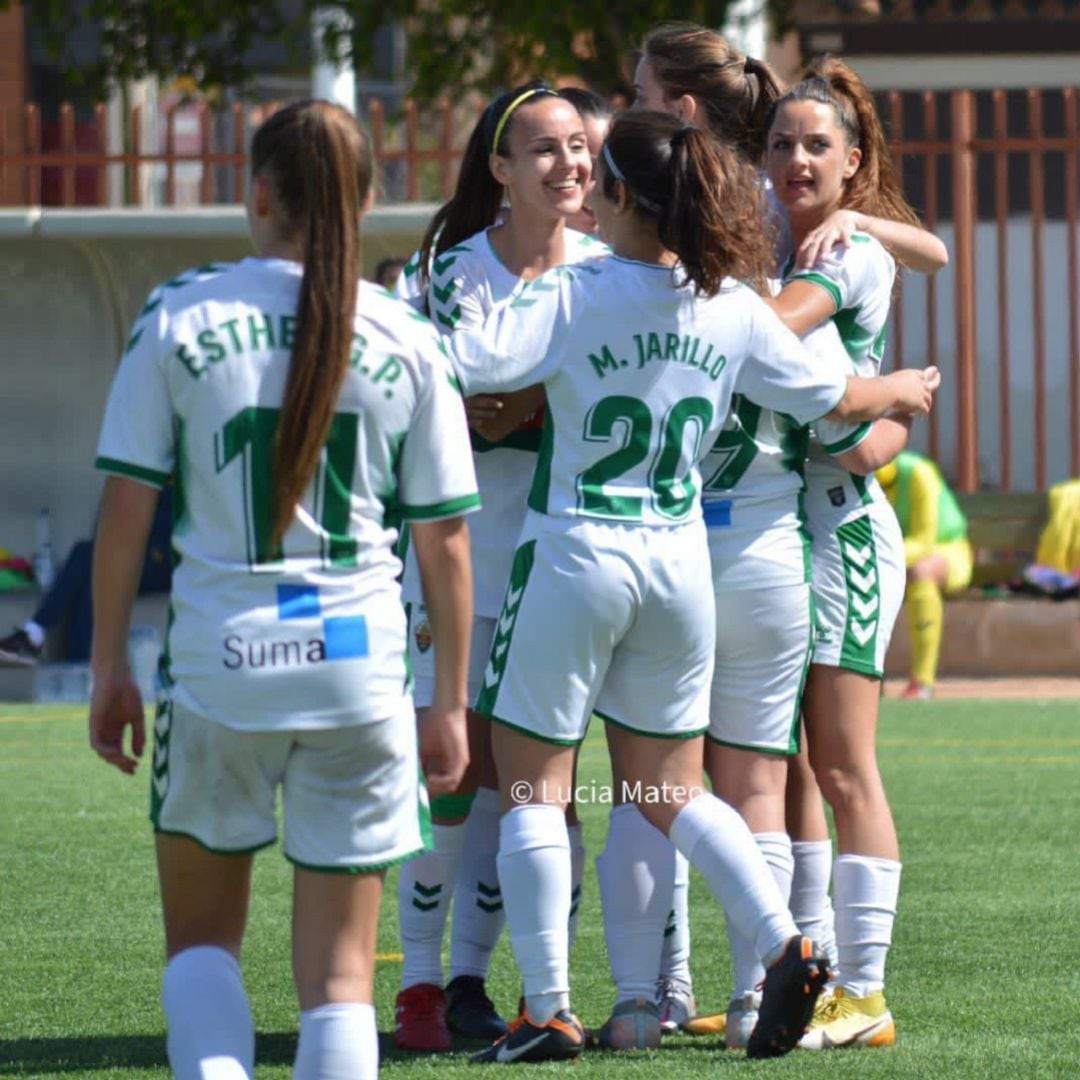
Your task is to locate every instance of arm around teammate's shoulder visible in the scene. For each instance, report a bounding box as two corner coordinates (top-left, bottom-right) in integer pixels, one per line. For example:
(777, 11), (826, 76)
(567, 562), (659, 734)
(448, 269), (570, 395)
(795, 210), (948, 275)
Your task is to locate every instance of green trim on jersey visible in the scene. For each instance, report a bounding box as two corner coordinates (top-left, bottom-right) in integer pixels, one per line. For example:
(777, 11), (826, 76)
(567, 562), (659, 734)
(792, 270), (842, 312)
(475, 539), (536, 718)
(95, 455), (170, 488)
(836, 515), (884, 677)
(822, 421), (873, 455)
(597, 708), (707, 741)
(833, 307), (878, 363)
(400, 492), (481, 521)
(851, 472), (874, 507)
(287, 845), (427, 874)
(526, 411), (555, 513)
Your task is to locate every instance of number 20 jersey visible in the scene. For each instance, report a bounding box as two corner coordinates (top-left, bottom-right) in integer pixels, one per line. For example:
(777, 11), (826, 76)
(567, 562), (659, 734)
(449, 256), (849, 527)
(95, 258), (479, 731)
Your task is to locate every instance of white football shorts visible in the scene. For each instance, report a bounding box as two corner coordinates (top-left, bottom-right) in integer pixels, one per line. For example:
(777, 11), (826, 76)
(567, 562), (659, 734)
(709, 581), (814, 754)
(474, 512), (715, 744)
(151, 695), (429, 871)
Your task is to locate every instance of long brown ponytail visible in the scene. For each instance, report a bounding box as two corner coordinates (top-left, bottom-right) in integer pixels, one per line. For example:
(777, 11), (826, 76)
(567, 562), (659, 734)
(250, 100), (371, 551)
(417, 80), (561, 291)
(600, 111), (772, 298)
(642, 22), (785, 162)
(781, 55), (922, 229)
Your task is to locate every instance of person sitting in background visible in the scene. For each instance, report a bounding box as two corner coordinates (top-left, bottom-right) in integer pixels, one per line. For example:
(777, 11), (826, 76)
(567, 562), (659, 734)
(373, 256), (407, 291)
(0, 488), (172, 666)
(876, 452), (972, 700)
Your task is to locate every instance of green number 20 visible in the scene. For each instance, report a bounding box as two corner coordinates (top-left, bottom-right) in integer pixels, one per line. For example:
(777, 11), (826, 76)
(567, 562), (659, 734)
(576, 394), (714, 520)
(215, 406), (360, 569)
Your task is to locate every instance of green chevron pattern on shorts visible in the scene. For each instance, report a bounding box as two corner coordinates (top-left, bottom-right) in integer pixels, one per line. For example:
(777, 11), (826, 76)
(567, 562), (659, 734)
(148, 698), (173, 829)
(475, 540), (536, 717)
(837, 515), (882, 675)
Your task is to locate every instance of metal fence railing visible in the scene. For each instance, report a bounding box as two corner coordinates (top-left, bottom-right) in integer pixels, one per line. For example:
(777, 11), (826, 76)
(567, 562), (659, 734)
(1, 89), (1078, 492)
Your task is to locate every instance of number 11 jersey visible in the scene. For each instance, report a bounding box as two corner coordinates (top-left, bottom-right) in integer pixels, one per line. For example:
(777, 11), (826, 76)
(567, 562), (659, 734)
(95, 257), (478, 731)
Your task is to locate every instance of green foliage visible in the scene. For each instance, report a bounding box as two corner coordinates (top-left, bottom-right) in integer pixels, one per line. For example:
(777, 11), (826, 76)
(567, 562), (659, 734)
(0, 0), (795, 105)
(11, 1), (293, 97)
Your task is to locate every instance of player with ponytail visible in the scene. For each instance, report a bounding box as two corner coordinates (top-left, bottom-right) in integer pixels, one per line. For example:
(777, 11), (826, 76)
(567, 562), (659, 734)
(447, 110), (937, 1063)
(765, 56), (935, 1050)
(89, 100), (478, 1079)
(393, 80), (608, 1052)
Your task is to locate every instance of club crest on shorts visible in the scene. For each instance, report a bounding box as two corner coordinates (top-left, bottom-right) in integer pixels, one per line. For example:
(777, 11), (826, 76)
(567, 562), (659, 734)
(414, 617), (433, 654)
(828, 486), (847, 508)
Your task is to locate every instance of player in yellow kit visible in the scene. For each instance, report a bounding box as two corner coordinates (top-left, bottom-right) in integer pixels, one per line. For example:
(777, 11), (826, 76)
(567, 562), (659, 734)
(876, 451), (972, 700)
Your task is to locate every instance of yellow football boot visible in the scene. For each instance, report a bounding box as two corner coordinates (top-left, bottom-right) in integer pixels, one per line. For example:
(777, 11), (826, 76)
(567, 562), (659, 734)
(798, 987), (896, 1050)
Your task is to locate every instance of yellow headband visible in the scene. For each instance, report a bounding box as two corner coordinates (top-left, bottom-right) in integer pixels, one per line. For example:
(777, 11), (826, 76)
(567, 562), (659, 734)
(491, 87), (555, 154)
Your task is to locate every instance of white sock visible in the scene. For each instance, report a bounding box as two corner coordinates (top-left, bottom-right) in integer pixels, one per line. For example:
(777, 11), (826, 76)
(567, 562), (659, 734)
(659, 850), (692, 986)
(22, 620), (45, 648)
(162, 946), (254, 1080)
(669, 795), (797, 967)
(567, 821), (586, 949)
(596, 803), (673, 1004)
(294, 1003), (376, 1080)
(449, 788), (505, 981)
(497, 804), (571, 1023)
(790, 839), (839, 972)
(398, 822), (466, 989)
(834, 854), (901, 997)
(726, 832), (794, 999)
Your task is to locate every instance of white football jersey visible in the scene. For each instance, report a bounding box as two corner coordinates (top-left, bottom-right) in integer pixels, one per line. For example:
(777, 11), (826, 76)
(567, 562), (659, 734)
(703, 319), (863, 590)
(449, 256), (848, 527)
(787, 235), (895, 516)
(401, 224), (608, 617)
(96, 257), (479, 731)
(394, 247), (428, 314)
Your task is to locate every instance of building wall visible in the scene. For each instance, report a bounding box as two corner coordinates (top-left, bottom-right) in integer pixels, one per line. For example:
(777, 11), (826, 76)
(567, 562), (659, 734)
(0, 207), (432, 564)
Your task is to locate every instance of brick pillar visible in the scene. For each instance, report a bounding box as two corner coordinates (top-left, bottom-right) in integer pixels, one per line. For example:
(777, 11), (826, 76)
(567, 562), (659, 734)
(0, 6), (27, 204)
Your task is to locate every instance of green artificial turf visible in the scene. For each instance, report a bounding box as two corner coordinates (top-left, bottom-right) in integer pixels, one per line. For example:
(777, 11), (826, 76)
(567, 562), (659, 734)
(1, 698), (1077, 1078)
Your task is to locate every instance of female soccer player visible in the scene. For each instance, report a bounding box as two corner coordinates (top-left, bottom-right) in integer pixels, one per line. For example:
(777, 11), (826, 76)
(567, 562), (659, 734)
(449, 110), (938, 1064)
(558, 87), (614, 235)
(601, 22), (945, 1047)
(88, 100), (478, 1080)
(394, 81), (605, 1051)
(765, 56), (934, 1050)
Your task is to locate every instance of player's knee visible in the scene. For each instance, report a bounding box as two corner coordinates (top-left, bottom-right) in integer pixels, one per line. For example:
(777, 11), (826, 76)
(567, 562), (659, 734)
(813, 763), (874, 819)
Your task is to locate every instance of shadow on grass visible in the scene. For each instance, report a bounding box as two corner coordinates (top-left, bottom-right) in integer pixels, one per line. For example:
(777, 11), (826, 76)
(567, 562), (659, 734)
(0, 1032), (299, 1074)
(0, 1030), (760, 1073)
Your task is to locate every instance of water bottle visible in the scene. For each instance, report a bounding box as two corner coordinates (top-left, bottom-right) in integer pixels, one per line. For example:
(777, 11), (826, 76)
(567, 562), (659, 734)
(33, 507), (56, 591)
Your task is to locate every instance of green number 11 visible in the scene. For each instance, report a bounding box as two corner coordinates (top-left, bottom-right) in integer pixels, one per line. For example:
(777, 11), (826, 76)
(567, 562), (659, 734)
(214, 406), (360, 569)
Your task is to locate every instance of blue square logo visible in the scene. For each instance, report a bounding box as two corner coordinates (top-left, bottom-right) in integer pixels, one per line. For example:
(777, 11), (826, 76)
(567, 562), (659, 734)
(277, 584), (321, 621)
(323, 615), (369, 660)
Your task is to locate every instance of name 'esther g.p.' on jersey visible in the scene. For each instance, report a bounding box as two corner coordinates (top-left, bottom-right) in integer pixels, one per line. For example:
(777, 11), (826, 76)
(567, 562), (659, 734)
(95, 259), (478, 730)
